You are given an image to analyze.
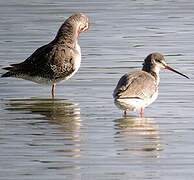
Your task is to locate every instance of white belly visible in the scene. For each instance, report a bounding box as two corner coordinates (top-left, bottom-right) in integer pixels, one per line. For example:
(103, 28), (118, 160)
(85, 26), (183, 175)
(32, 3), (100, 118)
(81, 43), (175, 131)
(115, 91), (158, 111)
(70, 42), (81, 77)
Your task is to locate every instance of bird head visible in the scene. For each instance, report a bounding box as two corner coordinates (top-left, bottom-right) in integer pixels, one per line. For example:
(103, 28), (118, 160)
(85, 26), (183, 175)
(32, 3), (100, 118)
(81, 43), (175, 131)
(143, 52), (189, 79)
(55, 13), (89, 43)
(68, 13), (89, 33)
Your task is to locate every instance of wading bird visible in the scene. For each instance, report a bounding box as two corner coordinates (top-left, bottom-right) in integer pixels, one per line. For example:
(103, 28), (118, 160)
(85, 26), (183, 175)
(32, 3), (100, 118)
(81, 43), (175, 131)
(113, 53), (189, 117)
(1, 13), (89, 98)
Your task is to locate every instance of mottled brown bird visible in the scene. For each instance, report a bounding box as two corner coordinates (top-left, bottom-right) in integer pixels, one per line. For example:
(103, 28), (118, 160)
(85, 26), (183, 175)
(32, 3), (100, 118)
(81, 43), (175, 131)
(1, 13), (89, 98)
(113, 53), (189, 117)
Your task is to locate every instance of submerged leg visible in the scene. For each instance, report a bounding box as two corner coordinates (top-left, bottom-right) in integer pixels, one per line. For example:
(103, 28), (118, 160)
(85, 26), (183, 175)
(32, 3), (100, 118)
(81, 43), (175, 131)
(123, 110), (127, 117)
(140, 107), (144, 118)
(51, 83), (56, 99)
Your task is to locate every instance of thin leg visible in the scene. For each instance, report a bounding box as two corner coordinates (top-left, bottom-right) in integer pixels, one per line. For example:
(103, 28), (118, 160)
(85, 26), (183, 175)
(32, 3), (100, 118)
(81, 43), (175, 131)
(140, 107), (144, 118)
(123, 110), (127, 117)
(51, 83), (56, 99)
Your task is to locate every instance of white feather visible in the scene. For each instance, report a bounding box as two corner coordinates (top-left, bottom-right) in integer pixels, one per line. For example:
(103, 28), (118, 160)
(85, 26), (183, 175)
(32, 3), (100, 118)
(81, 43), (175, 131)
(115, 90), (158, 112)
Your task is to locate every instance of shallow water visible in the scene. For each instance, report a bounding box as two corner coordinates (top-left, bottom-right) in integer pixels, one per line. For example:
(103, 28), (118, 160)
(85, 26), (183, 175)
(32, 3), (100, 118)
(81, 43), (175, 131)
(0, 0), (194, 180)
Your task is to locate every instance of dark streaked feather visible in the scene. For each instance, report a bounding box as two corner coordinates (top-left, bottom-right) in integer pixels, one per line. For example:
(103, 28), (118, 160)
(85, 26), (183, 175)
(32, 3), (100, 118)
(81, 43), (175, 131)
(2, 67), (13, 71)
(1, 42), (76, 80)
(1, 71), (14, 77)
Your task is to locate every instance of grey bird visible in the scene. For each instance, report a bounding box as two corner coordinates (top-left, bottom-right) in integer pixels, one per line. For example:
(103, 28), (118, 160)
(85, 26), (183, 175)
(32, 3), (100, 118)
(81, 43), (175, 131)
(1, 13), (89, 98)
(113, 52), (189, 117)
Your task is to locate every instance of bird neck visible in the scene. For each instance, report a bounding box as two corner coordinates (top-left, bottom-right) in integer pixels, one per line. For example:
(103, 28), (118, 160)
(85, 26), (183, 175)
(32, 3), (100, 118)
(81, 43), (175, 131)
(54, 21), (79, 47)
(142, 64), (160, 85)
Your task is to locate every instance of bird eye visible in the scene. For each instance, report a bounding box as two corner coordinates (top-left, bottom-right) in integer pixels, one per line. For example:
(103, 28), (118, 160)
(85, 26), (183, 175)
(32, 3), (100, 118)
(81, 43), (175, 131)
(156, 59), (161, 63)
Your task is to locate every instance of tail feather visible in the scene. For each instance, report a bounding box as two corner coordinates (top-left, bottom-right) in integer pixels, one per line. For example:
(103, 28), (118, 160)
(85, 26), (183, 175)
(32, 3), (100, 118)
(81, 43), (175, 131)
(1, 65), (17, 78)
(1, 71), (15, 78)
(2, 66), (13, 71)
(2, 63), (27, 78)
(10, 63), (21, 66)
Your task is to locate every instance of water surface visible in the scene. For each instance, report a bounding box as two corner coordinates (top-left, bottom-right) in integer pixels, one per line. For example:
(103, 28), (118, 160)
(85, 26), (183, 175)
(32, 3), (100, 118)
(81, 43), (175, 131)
(0, 0), (194, 179)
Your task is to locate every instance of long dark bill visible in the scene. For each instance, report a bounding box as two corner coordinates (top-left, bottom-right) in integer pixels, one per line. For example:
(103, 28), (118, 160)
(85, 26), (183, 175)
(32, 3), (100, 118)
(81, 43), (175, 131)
(165, 66), (190, 79)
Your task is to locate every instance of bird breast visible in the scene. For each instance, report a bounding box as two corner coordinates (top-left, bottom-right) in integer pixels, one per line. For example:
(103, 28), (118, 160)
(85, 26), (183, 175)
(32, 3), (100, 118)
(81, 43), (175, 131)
(74, 41), (81, 72)
(59, 41), (81, 82)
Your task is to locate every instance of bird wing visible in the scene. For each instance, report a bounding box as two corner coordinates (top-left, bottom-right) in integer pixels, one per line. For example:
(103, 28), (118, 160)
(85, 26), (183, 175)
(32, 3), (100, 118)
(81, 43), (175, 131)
(113, 71), (157, 100)
(3, 42), (77, 79)
(3, 43), (54, 77)
(48, 44), (77, 79)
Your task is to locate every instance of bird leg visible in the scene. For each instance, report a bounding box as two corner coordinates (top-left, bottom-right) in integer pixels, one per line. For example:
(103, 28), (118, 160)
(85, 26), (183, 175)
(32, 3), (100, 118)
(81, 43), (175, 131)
(123, 110), (127, 117)
(51, 83), (56, 99)
(140, 107), (144, 118)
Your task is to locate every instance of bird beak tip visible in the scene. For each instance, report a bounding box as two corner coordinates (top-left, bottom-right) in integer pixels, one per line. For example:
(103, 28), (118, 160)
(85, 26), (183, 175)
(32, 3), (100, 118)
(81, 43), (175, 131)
(165, 65), (190, 79)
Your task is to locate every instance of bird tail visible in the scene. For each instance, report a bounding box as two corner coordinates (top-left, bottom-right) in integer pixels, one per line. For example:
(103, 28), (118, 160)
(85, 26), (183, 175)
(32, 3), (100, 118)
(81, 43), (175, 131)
(1, 71), (15, 77)
(1, 65), (18, 78)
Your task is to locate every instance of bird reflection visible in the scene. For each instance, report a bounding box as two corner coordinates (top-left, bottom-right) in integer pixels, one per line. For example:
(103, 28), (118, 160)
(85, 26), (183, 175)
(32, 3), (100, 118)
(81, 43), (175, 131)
(4, 98), (81, 158)
(114, 116), (162, 157)
(5, 98), (80, 128)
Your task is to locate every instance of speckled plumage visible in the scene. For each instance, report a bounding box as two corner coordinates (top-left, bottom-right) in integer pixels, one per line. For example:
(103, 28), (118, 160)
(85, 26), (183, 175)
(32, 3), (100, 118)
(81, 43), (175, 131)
(2, 13), (89, 97)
